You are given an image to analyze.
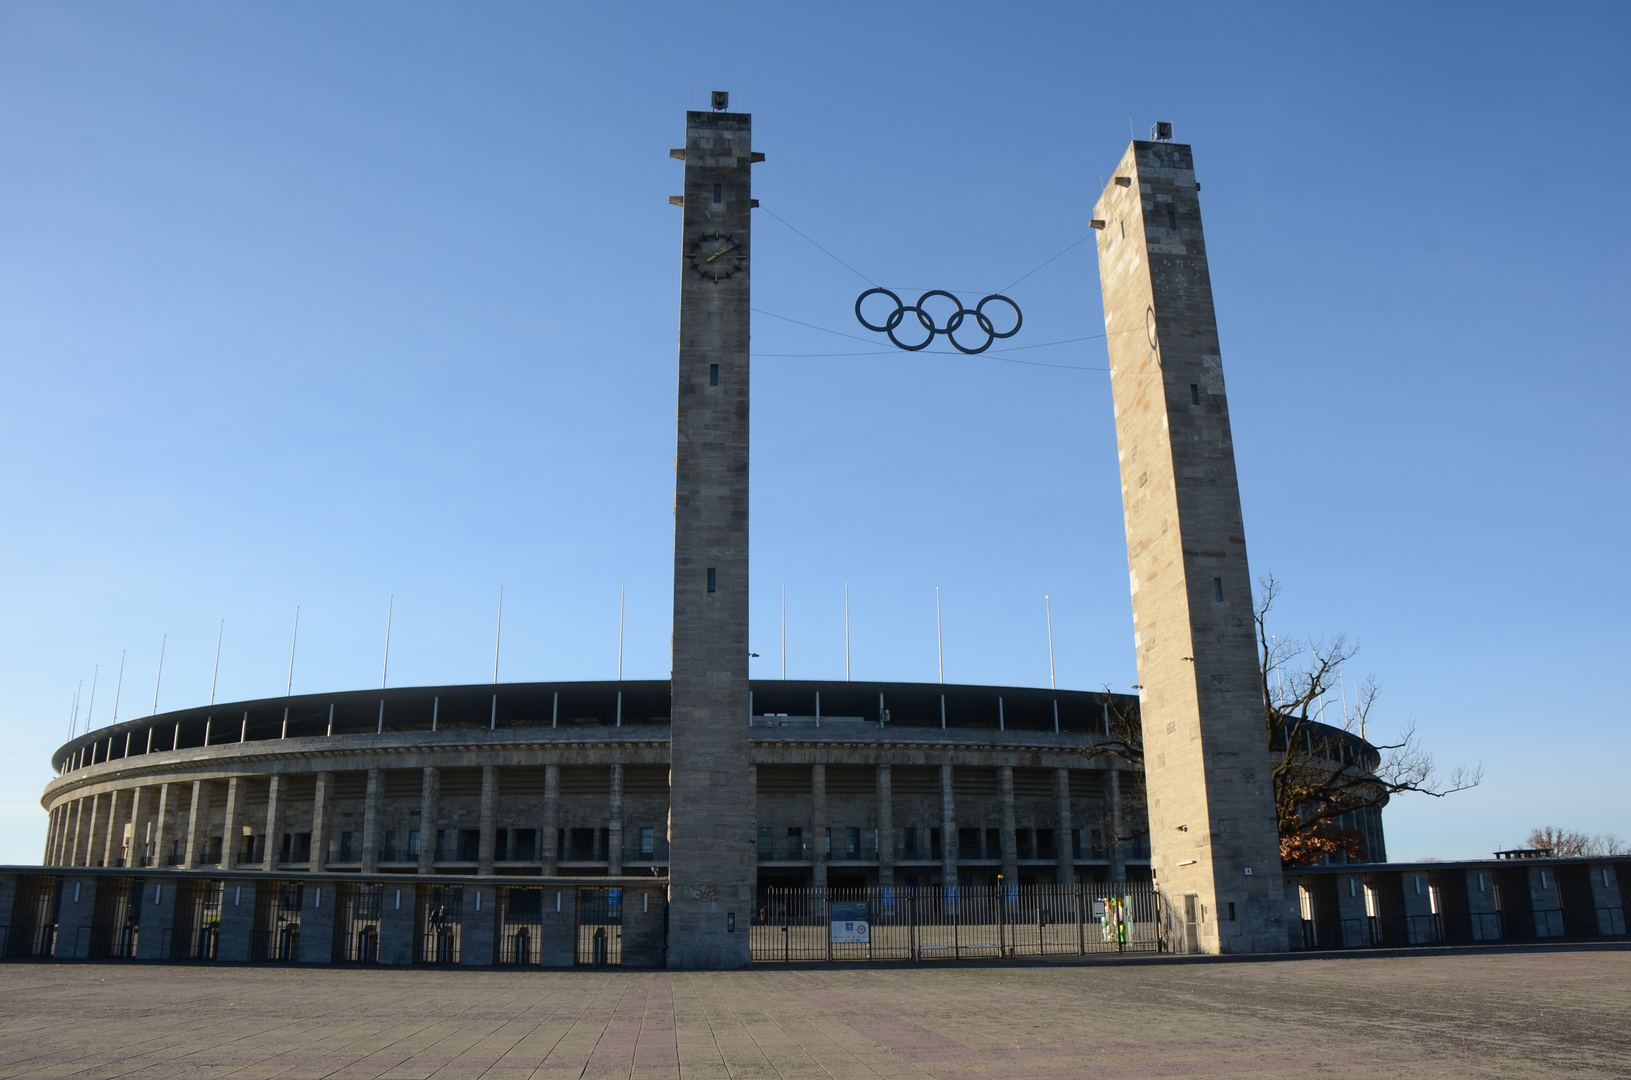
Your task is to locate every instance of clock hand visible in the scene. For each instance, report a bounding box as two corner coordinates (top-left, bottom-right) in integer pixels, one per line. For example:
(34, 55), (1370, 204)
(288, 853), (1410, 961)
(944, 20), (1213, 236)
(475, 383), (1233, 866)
(705, 242), (739, 262)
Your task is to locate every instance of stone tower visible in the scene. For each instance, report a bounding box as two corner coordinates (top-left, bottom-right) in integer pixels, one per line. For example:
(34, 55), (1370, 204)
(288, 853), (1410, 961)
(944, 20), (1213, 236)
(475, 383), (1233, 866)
(1094, 138), (1286, 953)
(666, 99), (756, 968)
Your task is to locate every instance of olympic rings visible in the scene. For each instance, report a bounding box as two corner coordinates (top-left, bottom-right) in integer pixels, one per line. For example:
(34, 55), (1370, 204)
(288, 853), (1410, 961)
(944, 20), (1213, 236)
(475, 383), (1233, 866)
(855, 289), (1023, 355)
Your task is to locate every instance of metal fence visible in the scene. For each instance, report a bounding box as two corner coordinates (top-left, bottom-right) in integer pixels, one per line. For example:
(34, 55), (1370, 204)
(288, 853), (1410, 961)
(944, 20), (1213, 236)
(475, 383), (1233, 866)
(749, 884), (1162, 962)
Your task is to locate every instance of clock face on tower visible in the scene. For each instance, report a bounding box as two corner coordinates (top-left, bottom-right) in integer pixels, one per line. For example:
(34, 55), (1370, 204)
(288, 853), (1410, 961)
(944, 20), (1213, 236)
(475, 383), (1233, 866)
(688, 229), (746, 281)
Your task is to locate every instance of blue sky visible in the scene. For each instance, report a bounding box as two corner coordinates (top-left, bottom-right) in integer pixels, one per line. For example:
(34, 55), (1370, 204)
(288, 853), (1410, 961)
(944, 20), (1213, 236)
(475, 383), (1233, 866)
(2, 2), (1626, 864)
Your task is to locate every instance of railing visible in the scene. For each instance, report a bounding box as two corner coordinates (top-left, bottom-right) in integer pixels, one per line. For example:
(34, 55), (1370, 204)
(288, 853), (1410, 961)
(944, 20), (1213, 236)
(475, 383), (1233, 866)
(749, 884), (1161, 962)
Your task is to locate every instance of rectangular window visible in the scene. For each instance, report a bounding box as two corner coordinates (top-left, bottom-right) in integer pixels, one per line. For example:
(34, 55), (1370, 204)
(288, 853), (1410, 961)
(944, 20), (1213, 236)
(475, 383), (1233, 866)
(984, 828), (1001, 859)
(1213, 577), (1224, 602)
(1190, 383), (1199, 405)
(824, 827), (832, 855)
(1037, 828), (1055, 859)
(709, 363), (719, 386)
(845, 827), (861, 858)
(1072, 828), (1082, 860)
(713, 182), (723, 203)
(640, 827), (655, 857)
(707, 567), (716, 593)
(495, 828), (509, 861)
(756, 827), (772, 858)
(1167, 210), (1177, 230)
(930, 828), (943, 860)
(512, 828), (536, 861)
(903, 827), (917, 858)
(1228, 902), (1237, 921)
(787, 826), (802, 858)
(339, 831), (354, 862)
(406, 830), (419, 859)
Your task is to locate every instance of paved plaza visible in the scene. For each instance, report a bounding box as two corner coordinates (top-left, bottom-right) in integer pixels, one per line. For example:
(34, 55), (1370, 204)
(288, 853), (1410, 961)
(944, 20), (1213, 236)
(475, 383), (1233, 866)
(1, 945), (1628, 1079)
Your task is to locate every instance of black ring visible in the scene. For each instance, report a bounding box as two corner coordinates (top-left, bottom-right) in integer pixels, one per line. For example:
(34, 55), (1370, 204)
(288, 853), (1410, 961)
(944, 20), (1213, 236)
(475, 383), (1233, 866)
(855, 288), (903, 333)
(977, 294), (1022, 339)
(886, 306), (935, 351)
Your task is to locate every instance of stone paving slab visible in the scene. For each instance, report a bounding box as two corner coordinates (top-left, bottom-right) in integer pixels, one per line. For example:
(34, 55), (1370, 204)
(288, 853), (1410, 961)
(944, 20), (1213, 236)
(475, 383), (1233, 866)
(0, 945), (1627, 1079)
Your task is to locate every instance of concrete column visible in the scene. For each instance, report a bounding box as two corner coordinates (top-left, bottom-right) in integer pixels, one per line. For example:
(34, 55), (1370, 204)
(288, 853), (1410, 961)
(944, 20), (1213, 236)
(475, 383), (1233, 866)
(127, 786), (148, 868)
(218, 777), (240, 869)
(84, 794), (104, 867)
(876, 764), (894, 888)
(939, 764), (957, 886)
(183, 780), (211, 869)
(261, 775), (283, 871)
(153, 783), (173, 868)
(67, 798), (84, 866)
(42, 806), (58, 865)
(57, 801), (76, 866)
(360, 768), (381, 874)
(607, 763), (624, 877)
(310, 770), (332, 871)
(811, 763), (827, 889)
(1054, 767), (1075, 885)
(1108, 768), (1126, 883)
(417, 766), (440, 874)
(478, 765), (497, 876)
(541, 763), (560, 876)
(999, 766), (1019, 886)
(101, 789), (126, 869)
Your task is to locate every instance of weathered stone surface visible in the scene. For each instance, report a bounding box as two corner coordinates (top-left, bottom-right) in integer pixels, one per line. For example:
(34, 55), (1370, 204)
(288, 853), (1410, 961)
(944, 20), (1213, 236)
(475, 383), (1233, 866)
(668, 106), (756, 968)
(1095, 140), (1285, 952)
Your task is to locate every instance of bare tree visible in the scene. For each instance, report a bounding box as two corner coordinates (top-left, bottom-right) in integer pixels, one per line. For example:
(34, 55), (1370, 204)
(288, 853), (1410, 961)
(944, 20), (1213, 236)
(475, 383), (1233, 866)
(1526, 827), (1627, 857)
(1257, 574), (1482, 866)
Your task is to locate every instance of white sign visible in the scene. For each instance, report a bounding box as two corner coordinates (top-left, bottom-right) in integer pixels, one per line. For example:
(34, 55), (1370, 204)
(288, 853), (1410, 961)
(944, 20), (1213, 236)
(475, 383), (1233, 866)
(830, 901), (870, 943)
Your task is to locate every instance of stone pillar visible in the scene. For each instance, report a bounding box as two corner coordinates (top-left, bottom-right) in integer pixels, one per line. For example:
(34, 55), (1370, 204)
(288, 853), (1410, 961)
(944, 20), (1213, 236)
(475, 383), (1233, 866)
(299, 881), (336, 963)
(219, 777), (240, 869)
(748, 764), (759, 869)
(666, 102), (756, 969)
(84, 794), (104, 867)
(541, 763), (560, 876)
(183, 780), (211, 869)
(811, 763), (827, 889)
(360, 768), (381, 874)
(999, 766), (1019, 886)
(310, 771), (332, 871)
(478, 765), (497, 876)
(1108, 768), (1126, 883)
(939, 764), (957, 886)
(67, 798), (84, 866)
(42, 805), (58, 865)
(1054, 767), (1075, 885)
(101, 789), (126, 869)
(607, 763), (624, 876)
(127, 786), (148, 868)
(153, 783), (173, 869)
(876, 764), (894, 889)
(417, 766), (440, 874)
(261, 775), (283, 872)
(1094, 138), (1284, 952)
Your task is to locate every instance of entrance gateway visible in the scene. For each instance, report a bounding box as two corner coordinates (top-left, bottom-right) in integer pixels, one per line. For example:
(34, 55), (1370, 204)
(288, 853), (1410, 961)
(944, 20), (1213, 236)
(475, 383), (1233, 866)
(661, 99), (1283, 965)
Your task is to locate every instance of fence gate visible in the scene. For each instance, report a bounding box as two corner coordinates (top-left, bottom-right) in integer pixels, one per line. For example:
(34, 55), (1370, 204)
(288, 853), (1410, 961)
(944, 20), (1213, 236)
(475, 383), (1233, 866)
(750, 884), (1162, 963)
(89, 877), (142, 959)
(576, 887), (622, 966)
(251, 883), (303, 961)
(498, 887), (544, 965)
(417, 886), (462, 964)
(171, 879), (224, 960)
(333, 883), (384, 963)
(4, 876), (61, 958)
